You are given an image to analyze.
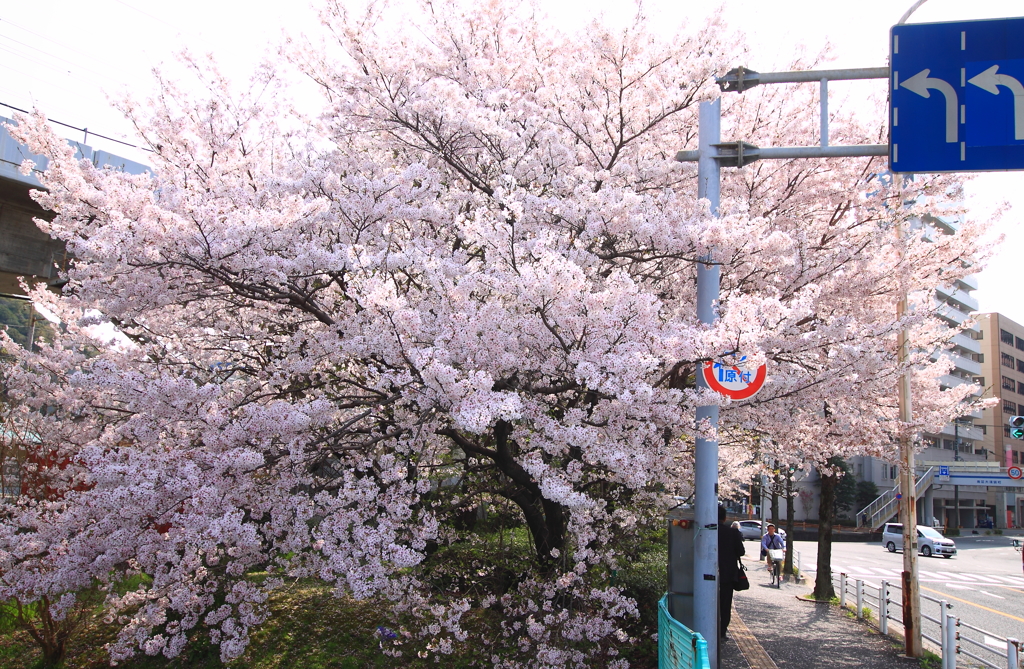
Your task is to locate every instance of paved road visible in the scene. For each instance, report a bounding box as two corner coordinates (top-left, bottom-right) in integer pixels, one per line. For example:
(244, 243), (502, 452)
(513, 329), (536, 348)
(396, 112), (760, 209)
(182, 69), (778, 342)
(784, 536), (1024, 665)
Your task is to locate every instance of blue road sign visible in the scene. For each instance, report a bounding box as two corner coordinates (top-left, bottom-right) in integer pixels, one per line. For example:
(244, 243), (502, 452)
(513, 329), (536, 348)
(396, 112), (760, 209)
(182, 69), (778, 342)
(891, 17), (1024, 172)
(939, 465), (949, 477)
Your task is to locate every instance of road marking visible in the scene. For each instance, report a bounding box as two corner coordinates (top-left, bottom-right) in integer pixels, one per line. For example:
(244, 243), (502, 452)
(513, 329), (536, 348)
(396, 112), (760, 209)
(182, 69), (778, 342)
(961, 574), (1001, 583)
(922, 586), (1024, 623)
(984, 635), (1007, 650)
(990, 575), (1024, 585)
(979, 591), (1005, 599)
(944, 584), (974, 590)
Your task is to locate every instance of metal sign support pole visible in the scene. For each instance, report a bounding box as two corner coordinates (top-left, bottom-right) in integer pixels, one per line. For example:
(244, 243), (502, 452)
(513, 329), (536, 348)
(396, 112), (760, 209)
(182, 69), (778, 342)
(694, 97), (722, 669)
(677, 65), (899, 666)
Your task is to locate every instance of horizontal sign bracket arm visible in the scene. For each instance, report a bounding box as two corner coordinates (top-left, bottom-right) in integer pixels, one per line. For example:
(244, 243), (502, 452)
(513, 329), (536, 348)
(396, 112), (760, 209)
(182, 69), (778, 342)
(675, 143), (888, 166)
(718, 66), (889, 92)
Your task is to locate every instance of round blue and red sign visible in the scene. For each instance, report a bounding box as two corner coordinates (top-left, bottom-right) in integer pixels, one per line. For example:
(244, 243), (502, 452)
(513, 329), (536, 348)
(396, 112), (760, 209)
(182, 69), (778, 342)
(700, 358), (767, 400)
(1009, 466), (1023, 480)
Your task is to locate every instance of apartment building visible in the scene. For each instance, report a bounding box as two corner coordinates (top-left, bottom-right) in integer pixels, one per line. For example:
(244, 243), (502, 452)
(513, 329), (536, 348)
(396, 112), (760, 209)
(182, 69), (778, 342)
(976, 312), (1024, 527)
(775, 213), (992, 528)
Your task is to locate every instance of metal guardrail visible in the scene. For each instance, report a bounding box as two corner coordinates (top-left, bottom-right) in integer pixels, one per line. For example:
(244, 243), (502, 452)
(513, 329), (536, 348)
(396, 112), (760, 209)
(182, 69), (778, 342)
(832, 572), (1022, 669)
(658, 595), (711, 669)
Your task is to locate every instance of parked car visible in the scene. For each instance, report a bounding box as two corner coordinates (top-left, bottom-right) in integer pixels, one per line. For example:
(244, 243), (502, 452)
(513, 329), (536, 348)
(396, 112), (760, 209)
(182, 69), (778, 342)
(736, 520), (787, 541)
(882, 523), (957, 558)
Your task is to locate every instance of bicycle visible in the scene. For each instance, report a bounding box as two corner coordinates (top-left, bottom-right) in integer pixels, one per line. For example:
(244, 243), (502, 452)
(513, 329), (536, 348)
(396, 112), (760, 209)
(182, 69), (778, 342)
(767, 548), (784, 588)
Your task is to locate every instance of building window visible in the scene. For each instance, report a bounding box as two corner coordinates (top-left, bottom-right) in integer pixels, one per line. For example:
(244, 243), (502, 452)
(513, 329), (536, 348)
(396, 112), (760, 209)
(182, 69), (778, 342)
(1018, 358), (1024, 373)
(1018, 337), (1024, 351)
(1016, 451), (1021, 465)
(1019, 381), (1024, 395)
(1007, 426), (1013, 438)
(980, 424), (988, 435)
(1003, 376), (1016, 391)
(943, 438), (955, 450)
(976, 376), (985, 387)
(1004, 399), (1018, 415)
(1003, 329), (1015, 345)
(1003, 352), (1015, 368)
(975, 353), (985, 363)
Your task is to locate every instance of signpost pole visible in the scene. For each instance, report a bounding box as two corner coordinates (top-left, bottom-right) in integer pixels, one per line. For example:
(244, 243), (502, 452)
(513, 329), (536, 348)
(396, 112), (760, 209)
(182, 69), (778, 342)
(694, 97), (722, 668)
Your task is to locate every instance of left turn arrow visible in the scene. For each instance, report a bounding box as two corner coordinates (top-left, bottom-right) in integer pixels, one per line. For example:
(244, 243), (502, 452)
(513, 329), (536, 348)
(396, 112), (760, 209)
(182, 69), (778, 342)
(968, 65), (1024, 140)
(900, 69), (959, 143)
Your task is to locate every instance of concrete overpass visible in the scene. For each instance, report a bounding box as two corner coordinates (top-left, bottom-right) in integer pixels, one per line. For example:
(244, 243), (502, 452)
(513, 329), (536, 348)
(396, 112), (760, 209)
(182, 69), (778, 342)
(0, 114), (148, 295)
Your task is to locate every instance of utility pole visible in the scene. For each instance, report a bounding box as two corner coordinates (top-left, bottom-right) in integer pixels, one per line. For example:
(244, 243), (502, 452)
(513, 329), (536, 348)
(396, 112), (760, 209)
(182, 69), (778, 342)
(953, 420), (963, 530)
(896, 250), (922, 657)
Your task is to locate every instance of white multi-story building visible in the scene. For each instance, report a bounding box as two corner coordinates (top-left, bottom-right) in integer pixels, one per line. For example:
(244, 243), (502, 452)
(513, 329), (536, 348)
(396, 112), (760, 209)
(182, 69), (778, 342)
(769, 213), (994, 529)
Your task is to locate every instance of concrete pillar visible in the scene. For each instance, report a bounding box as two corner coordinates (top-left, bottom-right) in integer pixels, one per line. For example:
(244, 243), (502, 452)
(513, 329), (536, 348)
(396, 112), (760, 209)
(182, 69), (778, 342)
(924, 487), (935, 527)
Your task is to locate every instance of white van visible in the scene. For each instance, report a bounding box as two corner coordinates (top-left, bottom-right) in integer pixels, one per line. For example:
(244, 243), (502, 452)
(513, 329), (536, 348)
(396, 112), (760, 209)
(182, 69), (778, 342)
(882, 523), (957, 558)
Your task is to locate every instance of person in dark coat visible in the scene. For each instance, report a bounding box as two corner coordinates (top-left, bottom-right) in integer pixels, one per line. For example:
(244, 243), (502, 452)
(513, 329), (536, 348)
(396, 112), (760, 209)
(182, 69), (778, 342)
(718, 505), (746, 639)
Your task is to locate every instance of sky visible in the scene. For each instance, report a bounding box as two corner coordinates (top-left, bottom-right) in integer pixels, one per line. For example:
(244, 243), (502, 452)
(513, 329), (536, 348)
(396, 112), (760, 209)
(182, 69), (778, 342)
(1, 0), (1022, 321)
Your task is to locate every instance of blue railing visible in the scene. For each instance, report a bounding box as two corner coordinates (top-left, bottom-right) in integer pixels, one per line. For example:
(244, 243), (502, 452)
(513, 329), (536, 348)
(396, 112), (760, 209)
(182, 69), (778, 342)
(658, 595), (710, 669)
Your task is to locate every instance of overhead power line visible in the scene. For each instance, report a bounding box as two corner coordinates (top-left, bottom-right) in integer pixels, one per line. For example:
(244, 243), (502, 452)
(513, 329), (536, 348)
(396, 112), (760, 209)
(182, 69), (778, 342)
(0, 100), (152, 152)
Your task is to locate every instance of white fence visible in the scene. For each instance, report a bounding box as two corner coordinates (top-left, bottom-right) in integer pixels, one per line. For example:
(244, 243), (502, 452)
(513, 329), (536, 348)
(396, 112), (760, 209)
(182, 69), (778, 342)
(832, 572), (1022, 669)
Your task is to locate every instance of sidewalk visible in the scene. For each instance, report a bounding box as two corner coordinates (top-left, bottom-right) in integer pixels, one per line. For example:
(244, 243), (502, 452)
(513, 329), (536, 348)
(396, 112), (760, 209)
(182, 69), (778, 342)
(721, 564), (918, 669)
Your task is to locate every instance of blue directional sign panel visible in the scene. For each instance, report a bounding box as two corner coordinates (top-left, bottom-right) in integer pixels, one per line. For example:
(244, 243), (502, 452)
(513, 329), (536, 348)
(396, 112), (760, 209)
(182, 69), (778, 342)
(891, 17), (1024, 172)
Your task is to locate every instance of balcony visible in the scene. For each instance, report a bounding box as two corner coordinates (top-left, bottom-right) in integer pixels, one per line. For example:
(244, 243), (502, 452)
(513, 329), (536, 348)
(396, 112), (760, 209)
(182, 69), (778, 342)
(936, 301), (980, 333)
(957, 274), (979, 292)
(936, 422), (984, 442)
(952, 332), (981, 355)
(948, 353), (982, 376)
(936, 284), (979, 312)
(938, 373), (983, 396)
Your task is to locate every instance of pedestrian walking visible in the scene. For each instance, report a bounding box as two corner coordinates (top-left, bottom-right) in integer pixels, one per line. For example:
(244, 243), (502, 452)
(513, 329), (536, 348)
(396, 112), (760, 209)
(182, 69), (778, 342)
(718, 505), (746, 639)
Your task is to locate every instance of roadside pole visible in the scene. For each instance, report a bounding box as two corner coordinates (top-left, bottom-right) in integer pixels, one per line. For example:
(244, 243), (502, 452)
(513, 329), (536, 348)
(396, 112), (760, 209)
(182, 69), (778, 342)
(693, 97), (722, 668)
(678, 67), (890, 668)
(897, 250), (923, 656)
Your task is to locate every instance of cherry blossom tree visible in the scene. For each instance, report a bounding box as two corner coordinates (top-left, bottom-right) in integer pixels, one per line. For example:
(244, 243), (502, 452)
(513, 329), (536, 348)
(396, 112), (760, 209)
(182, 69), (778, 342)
(0, 2), (991, 667)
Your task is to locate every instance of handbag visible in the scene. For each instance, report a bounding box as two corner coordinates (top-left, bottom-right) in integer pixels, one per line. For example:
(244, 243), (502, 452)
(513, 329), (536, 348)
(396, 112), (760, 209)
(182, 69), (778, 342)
(767, 548), (785, 562)
(734, 562), (750, 591)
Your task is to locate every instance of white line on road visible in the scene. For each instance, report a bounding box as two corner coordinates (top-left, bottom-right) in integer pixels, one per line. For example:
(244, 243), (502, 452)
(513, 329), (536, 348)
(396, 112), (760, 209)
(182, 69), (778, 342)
(984, 635), (1007, 650)
(944, 584), (975, 590)
(949, 573), (980, 581)
(990, 575), (1024, 585)
(980, 591), (1005, 599)
(961, 574), (1003, 584)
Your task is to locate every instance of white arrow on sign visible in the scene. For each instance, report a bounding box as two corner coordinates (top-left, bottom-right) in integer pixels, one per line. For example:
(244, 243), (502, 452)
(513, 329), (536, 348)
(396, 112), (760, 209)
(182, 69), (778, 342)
(900, 69), (959, 143)
(968, 65), (1024, 140)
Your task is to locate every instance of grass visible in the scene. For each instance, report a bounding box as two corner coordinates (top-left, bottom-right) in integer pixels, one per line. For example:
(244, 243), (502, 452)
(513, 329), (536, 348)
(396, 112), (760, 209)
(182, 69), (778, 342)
(0, 582), (485, 669)
(919, 650), (942, 669)
(0, 529), (664, 669)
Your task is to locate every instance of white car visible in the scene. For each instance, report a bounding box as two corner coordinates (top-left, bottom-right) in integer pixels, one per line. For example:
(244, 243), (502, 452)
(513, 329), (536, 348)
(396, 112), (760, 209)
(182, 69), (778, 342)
(882, 523), (957, 558)
(736, 520), (787, 542)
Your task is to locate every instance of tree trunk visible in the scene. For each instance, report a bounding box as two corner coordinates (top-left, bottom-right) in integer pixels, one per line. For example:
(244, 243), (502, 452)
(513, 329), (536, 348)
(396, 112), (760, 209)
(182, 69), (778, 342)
(813, 468), (837, 600)
(784, 470), (795, 575)
(445, 421), (566, 564)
